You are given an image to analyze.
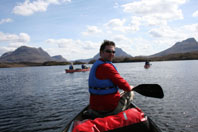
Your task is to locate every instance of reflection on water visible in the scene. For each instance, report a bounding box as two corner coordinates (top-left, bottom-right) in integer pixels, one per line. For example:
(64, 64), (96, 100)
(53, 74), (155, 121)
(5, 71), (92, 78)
(0, 61), (198, 132)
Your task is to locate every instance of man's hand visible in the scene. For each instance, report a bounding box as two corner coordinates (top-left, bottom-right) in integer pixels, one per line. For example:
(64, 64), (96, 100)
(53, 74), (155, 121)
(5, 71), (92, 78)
(130, 85), (134, 91)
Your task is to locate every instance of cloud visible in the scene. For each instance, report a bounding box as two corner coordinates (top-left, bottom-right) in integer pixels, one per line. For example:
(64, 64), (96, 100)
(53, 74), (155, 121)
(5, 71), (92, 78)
(149, 26), (177, 38)
(112, 35), (133, 52)
(147, 23), (198, 53)
(0, 46), (17, 56)
(0, 32), (30, 55)
(114, 2), (120, 8)
(0, 32), (30, 43)
(46, 38), (73, 48)
(192, 10), (198, 17)
(122, 0), (186, 26)
(0, 18), (13, 24)
(180, 23), (198, 38)
(108, 36), (156, 56)
(149, 24), (198, 39)
(45, 38), (99, 60)
(13, 0), (71, 16)
(113, 34), (130, 42)
(104, 18), (130, 33)
(105, 18), (125, 29)
(46, 38), (97, 49)
(82, 26), (102, 36)
(103, 17), (141, 33)
(129, 16), (141, 31)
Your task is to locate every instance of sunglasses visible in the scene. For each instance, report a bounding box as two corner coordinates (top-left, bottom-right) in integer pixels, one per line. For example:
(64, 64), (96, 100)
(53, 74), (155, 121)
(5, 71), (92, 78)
(104, 50), (116, 54)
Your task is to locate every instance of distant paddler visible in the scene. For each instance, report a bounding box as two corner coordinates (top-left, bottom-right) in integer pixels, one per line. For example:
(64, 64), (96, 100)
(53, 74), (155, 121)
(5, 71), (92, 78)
(144, 60), (151, 69)
(69, 62), (74, 70)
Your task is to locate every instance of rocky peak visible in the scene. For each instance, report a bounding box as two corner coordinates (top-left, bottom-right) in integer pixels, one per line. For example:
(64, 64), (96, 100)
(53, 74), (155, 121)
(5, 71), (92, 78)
(93, 47), (132, 60)
(51, 55), (67, 62)
(0, 46), (67, 63)
(151, 37), (198, 57)
(174, 38), (197, 46)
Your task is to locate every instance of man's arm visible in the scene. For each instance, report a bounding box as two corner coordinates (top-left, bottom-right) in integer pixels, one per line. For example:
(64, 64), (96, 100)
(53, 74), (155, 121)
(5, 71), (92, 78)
(96, 63), (132, 91)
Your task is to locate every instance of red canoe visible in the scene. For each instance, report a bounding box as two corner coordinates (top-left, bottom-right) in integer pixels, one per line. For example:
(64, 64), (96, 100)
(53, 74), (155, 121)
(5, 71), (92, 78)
(144, 64), (151, 69)
(65, 68), (90, 73)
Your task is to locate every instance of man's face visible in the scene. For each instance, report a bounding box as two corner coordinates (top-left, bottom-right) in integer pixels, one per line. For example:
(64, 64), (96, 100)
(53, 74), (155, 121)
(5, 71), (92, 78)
(101, 45), (115, 62)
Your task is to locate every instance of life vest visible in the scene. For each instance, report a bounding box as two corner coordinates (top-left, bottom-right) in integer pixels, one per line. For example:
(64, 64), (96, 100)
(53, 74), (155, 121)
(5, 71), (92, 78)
(89, 60), (118, 95)
(72, 107), (147, 132)
(69, 65), (73, 70)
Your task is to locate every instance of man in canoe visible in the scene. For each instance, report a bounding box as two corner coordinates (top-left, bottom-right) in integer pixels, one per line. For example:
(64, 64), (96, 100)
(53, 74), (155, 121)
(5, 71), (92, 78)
(81, 64), (88, 69)
(145, 60), (150, 65)
(88, 40), (134, 117)
(69, 62), (74, 70)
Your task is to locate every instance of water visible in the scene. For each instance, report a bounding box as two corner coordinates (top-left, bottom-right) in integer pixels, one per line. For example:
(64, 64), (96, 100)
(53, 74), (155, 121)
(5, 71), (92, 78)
(0, 60), (198, 132)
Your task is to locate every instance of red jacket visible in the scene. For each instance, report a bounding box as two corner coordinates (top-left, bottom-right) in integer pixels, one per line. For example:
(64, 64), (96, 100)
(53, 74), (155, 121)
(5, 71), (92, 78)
(90, 60), (132, 111)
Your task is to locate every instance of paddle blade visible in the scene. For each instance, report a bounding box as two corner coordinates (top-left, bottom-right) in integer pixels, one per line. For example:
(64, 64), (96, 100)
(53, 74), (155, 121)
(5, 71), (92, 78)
(133, 84), (164, 98)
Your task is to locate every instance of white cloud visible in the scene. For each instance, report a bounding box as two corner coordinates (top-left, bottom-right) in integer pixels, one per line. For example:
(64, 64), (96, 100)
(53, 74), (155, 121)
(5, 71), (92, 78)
(105, 18), (125, 28)
(13, 0), (71, 16)
(103, 17), (141, 33)
(131, 38), (156, 56)
(192, 10), (198, 17)
(45, 38), (99, 60)
(82, 26), (102, 36)
(122, 0), (186, 26)
(0, 32), (30, 43)
(110, 36), (156, 56)
(149, 24), (198, 40)
(0, 18), (13, 24)
(129, 16), (141, 31)
(114, 2), (120, 8)
(105, 18), (130, 33)
(113, 34), (130, 42)
(0, 32), (30, 55)
(149, 26), (178, 38)
(146, 23), (198, 54)
(46, 38), (73, 48)
(108, 23), (198, 57)
(179, 23), (198, 38)
(0, 47), (12, 55)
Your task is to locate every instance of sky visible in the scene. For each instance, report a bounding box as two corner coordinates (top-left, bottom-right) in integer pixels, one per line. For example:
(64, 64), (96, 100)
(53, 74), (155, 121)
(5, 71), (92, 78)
(0, 0), (198, 60)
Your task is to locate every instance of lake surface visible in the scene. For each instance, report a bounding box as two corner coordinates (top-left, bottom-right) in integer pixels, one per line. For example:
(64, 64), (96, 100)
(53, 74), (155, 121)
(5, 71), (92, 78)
(0, 60), (198, 132)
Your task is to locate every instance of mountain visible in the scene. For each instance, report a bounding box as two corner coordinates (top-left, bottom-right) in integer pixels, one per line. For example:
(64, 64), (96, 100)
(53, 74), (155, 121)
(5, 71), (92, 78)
(0, 46), (67, 63)
(93, 47), (132, 60)
(76, 47), (132, 63)
(151, 38), (198, 57)
(51, 55), (67, 62)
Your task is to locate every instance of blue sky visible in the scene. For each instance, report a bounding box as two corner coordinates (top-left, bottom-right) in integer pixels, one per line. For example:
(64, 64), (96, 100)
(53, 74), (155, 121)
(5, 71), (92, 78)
(0, 0), (198, 60)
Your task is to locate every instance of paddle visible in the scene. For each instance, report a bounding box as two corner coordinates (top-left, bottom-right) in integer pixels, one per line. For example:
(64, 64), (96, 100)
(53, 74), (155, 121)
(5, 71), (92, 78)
(132, 84), (164, 98)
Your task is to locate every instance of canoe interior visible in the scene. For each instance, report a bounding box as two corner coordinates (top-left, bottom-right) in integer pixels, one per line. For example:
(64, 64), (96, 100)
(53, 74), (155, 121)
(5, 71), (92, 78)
(62, 103), (162, 132)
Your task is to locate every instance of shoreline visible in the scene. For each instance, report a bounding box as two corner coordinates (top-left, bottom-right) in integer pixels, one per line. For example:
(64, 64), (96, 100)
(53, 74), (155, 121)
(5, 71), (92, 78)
(1, 58), (198, 68)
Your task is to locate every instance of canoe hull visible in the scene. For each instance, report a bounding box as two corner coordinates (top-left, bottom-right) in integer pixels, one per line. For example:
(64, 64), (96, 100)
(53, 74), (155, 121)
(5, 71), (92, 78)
(144, 64), (151, 69)
(65, 68), (90, 73)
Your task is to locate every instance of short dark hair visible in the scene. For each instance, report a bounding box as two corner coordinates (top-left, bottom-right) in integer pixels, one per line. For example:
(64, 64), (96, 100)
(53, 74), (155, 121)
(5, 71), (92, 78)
(100, 40), (115, 52)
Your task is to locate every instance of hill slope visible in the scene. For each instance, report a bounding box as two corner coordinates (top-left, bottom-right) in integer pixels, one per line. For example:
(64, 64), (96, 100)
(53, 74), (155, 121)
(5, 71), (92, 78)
(151, 38), (198, 57)
(76, 47), (132, 63)
(0, 46), (67, 63)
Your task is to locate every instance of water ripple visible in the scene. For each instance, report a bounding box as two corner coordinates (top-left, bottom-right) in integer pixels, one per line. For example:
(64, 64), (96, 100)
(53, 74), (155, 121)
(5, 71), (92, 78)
(1, 62), (198, 132)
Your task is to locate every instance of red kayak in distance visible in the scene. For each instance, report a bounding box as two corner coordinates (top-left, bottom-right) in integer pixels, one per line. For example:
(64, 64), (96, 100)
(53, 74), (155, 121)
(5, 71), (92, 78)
(144, 64), (151, 69)
(65, 67), (90, 73)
